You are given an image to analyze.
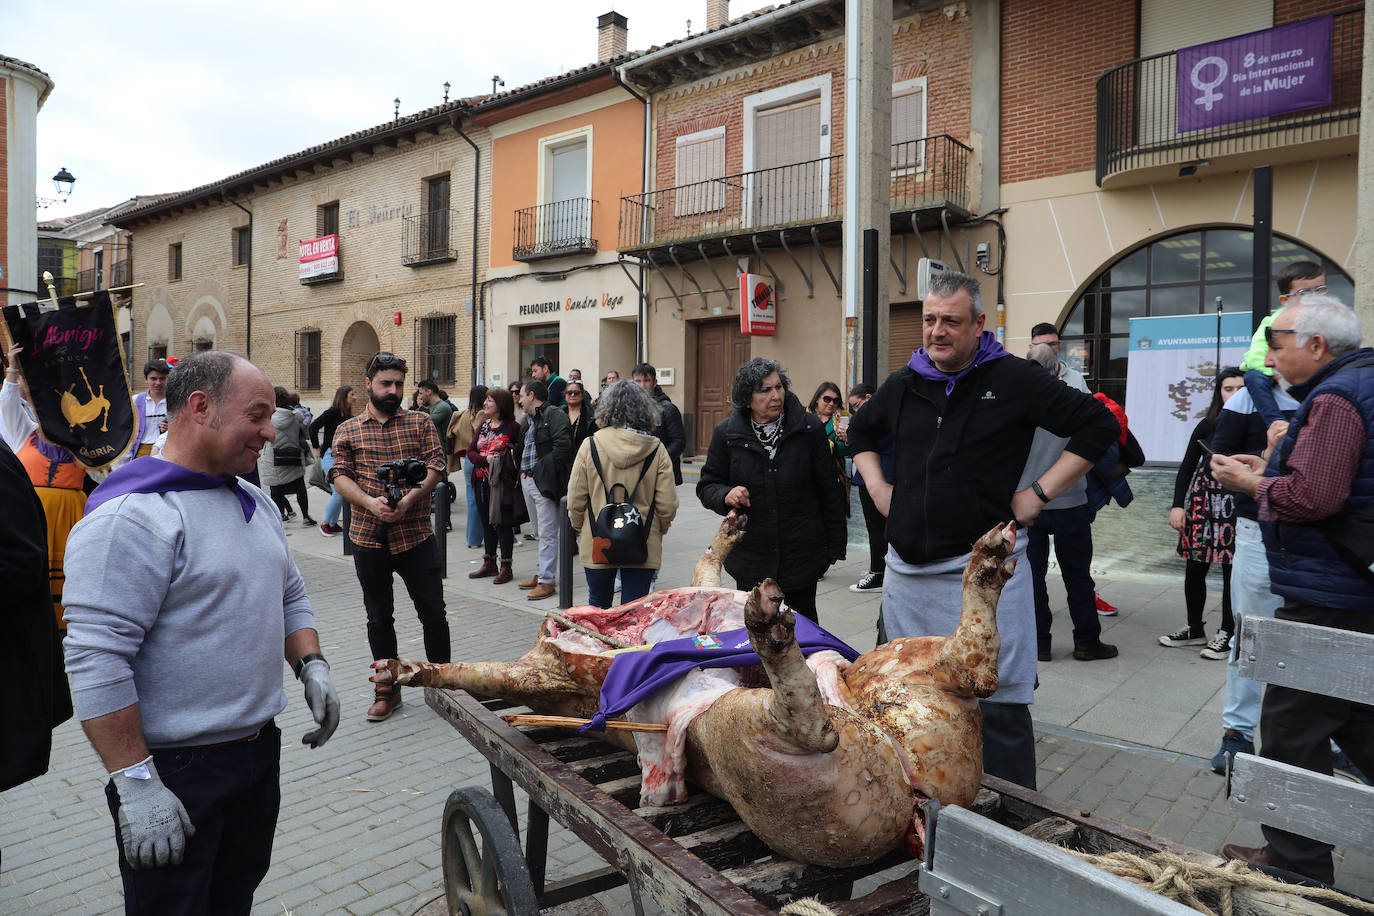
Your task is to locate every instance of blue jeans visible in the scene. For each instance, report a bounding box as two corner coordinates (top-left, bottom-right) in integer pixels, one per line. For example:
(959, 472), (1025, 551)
(585, 566), (656, 609)
(1223, 518), (1281, 738)
(321, 449), (344, 527)
(462, 457), (484, 548)
(1244, 369), (1285, 427)
(105, 722), (281, 915)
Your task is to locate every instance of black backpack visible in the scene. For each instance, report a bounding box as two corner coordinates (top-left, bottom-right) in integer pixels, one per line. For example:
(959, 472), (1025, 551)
(586, 439), (656, 566)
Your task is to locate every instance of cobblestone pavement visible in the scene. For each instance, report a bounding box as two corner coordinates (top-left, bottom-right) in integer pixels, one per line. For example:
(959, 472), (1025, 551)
(2, 464), (1369, 913)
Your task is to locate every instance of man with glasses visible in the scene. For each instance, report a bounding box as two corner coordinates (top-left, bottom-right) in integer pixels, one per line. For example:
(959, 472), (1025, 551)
(1241, 261), (1327, 428)
(632, 362), (685, 486)
(1211, 296), (1374, 884)
(329, 352), (449, 722)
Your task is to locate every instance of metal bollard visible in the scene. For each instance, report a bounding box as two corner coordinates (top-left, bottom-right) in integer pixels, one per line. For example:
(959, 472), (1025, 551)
(557, 496), (574, 609)
(432, 481), (451, 579)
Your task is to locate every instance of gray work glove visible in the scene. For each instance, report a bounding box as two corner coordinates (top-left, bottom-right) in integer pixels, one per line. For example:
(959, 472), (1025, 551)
(112, 756), (195, 869)
(300, 657), (340, 748)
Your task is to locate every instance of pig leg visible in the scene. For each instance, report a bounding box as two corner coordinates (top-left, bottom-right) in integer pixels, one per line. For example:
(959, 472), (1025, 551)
(937, 521), (1018, 699)
(690, 510), (748, 587)
(370, 655), (595, 717)
(744, 579), (838, 754)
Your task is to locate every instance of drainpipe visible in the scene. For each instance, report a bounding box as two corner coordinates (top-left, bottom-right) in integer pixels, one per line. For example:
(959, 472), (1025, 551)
(450, 113), (482, 386)
(613, 67), (651, 361)
(223, 194), (253, 359)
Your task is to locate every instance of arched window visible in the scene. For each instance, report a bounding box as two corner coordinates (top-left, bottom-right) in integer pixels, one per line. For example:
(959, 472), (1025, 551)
(1059, 228), (1352, 406)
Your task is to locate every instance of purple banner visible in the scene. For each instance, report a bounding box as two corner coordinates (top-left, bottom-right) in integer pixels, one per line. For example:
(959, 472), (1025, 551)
(1176, 15), (1332, 133)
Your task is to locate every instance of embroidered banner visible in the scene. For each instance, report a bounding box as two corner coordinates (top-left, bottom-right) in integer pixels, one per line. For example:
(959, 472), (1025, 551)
(1176, 15), (1333, 133)
(3, 291), (135, 469)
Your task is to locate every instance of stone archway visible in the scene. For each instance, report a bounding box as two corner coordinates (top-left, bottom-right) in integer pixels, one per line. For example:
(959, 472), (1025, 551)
(341, 320), (381, 389)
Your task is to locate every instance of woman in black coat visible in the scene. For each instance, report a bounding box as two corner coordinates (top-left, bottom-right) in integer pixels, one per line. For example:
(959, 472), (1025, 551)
(696, 357), (847, 622)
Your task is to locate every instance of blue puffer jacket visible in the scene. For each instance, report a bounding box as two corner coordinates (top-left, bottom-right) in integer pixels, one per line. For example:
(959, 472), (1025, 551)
(1261, 348), (1374, 610)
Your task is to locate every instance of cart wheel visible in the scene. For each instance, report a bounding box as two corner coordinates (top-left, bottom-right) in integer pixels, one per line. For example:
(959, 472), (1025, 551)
(442, 787), (539, 916)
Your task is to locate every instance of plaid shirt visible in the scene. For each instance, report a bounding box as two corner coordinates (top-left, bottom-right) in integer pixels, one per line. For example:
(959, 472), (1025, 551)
(1257, 393), (1365, 523)
(329, 407), (445, 553)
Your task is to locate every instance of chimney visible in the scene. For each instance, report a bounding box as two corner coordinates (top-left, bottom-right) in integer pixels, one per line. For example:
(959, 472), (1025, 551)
(598, 11), (628, 62)
(706, 0), (729, 31)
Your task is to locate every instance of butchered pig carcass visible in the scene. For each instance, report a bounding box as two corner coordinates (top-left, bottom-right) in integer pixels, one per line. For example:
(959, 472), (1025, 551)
(372, 512), (1017, 867)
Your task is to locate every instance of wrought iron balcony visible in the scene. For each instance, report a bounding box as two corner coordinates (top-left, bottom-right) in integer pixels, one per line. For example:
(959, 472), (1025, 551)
(1096, 8), (1362, 187)
(402, 209), (459, 266)
(111, 257), (132, 288)
(77, 266), (102, 292)
(514, 198), (597, 261)
(617, 134), (971, 255)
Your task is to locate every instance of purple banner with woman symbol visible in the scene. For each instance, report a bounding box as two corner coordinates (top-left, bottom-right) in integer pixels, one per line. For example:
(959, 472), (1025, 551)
(1177, 15), (1332, 133)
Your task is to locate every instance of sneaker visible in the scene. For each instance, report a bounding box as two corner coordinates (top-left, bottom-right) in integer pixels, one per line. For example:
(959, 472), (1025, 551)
(1159, 627), (1207, 648)
(1095, 593), (1118, 616)
(285, 509), (298, 522)
(319, 523), (342, 538)
(302, 516), (317, 527)
(849, 571), (884, 593)
(1210, 728), (1254, 775)
(1332, 747), (1372, 785)
(1199, 630), (1231, 659)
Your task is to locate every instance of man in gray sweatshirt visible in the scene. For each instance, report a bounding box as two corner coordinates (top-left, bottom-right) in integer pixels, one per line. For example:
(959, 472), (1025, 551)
(63, 350), (340, 914)
(1019, 343), (1117, 663)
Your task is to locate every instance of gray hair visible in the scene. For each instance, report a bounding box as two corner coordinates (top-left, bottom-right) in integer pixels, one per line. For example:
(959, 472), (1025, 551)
(1026, 342), (1058, 372)
(1284, 295), (1363, 357)
(927, 269), (984, 320)
(731, 357), (790, 409)
(594, 379), (661, 431)
(166, 350), (245, 419)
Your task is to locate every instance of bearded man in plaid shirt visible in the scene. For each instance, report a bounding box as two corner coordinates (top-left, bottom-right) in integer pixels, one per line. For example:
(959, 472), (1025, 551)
(329, 352), (449, 722)
(1211, 296), (1374, 884)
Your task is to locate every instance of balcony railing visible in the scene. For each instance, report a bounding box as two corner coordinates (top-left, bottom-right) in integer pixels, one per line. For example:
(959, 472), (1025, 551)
(514, 198), (597, 261)
(402, 209), (458, 266)
(77, 266), (102, 292)
(1096, 8), (1362, 186)
(618, 134), (971, 252)
(111, 257), (132, 287)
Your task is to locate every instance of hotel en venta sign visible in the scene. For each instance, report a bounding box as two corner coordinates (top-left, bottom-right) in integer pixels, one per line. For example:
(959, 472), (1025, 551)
(1176, 14), (1332, 134)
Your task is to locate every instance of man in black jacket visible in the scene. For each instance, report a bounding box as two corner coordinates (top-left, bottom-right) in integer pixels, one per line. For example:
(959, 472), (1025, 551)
(516, 379), (572, 600)
(848, 271), (1118, 789)
(633, 362), (686, 485)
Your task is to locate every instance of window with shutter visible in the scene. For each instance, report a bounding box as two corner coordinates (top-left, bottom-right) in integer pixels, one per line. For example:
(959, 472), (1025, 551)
(892, 78), (928, 171)
(674, 127), (726, 216)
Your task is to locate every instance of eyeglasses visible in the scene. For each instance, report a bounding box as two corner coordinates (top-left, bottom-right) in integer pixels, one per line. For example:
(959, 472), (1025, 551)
(1290, 285), (1328, 297)
(566, 389), (584, 395)
(819, 395), (840, 405)
(1264, 326), (1298, 348)
(367, 352), (407, 374)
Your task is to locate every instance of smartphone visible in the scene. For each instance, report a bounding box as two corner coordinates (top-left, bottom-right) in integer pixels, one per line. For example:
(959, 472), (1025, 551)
(1196, 439), (1216, 456)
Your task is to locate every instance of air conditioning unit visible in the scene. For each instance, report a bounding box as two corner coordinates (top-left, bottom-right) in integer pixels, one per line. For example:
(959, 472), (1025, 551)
(916, 258), (948, 300)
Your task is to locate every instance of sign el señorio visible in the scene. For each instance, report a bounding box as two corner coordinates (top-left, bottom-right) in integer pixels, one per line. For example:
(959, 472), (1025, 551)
(299, 234), (339, 280)
(1124, 313), (1252, 464)
(739, 273), (776, 336)
(1177, 15), (1332, 133)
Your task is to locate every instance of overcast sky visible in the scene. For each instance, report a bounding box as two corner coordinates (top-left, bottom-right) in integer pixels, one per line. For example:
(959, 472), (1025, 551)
(10, 0), (772, 214)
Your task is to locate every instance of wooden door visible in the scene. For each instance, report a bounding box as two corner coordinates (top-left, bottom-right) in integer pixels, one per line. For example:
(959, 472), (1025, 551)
(694, 319), (751, 453)
(888, 301), (923, 376)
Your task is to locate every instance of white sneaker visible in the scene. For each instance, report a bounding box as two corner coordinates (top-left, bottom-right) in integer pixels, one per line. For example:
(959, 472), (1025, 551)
(1199, 630), (1231, 659)
(1158, 627), (1206, 647)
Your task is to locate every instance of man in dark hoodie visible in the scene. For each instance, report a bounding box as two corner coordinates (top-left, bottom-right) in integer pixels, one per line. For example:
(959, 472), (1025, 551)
(633, 362), (686, 485)
(848, 271), (1118, 788)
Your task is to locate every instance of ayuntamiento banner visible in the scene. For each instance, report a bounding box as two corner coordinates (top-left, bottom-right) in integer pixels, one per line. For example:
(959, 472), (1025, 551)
(3, 290), (135, 469)
(1124, 313), (1252, 463)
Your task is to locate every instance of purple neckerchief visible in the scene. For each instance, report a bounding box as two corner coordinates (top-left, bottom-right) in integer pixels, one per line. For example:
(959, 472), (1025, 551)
(579, 615), (859, 734)
(85, 456), (257, 522)
(909, 330), (1010, 396)
(30, 432), (74, 463)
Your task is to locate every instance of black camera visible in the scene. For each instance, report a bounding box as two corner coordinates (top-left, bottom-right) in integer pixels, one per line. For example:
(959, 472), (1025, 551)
(378, 458), (427, 508)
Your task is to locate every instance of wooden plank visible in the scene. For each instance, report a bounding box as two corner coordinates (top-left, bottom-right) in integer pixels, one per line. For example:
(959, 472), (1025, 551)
(427, 687), (776, 916)
(1230, 753), (1374, 853)
(922, 806), (1198, 916)
(721, 850), (911, 911)
(1236, 616), (1374, 704)
(635, 795), (741, 837)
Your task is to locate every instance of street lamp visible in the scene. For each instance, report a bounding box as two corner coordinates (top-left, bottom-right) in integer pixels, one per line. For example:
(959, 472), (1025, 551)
(37, 167), (76, 208)
(52, 166), (75, 198)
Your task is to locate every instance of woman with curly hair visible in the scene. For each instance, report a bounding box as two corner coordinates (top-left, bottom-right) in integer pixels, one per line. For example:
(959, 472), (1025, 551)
(696, 358), (847, 622)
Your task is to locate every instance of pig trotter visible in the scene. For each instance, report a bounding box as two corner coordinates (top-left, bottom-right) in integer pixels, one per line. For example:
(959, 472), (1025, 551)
(745, 580), (838, 754)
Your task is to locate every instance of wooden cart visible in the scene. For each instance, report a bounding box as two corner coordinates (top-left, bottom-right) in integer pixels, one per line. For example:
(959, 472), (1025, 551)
(426, 687), (1218, 916)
